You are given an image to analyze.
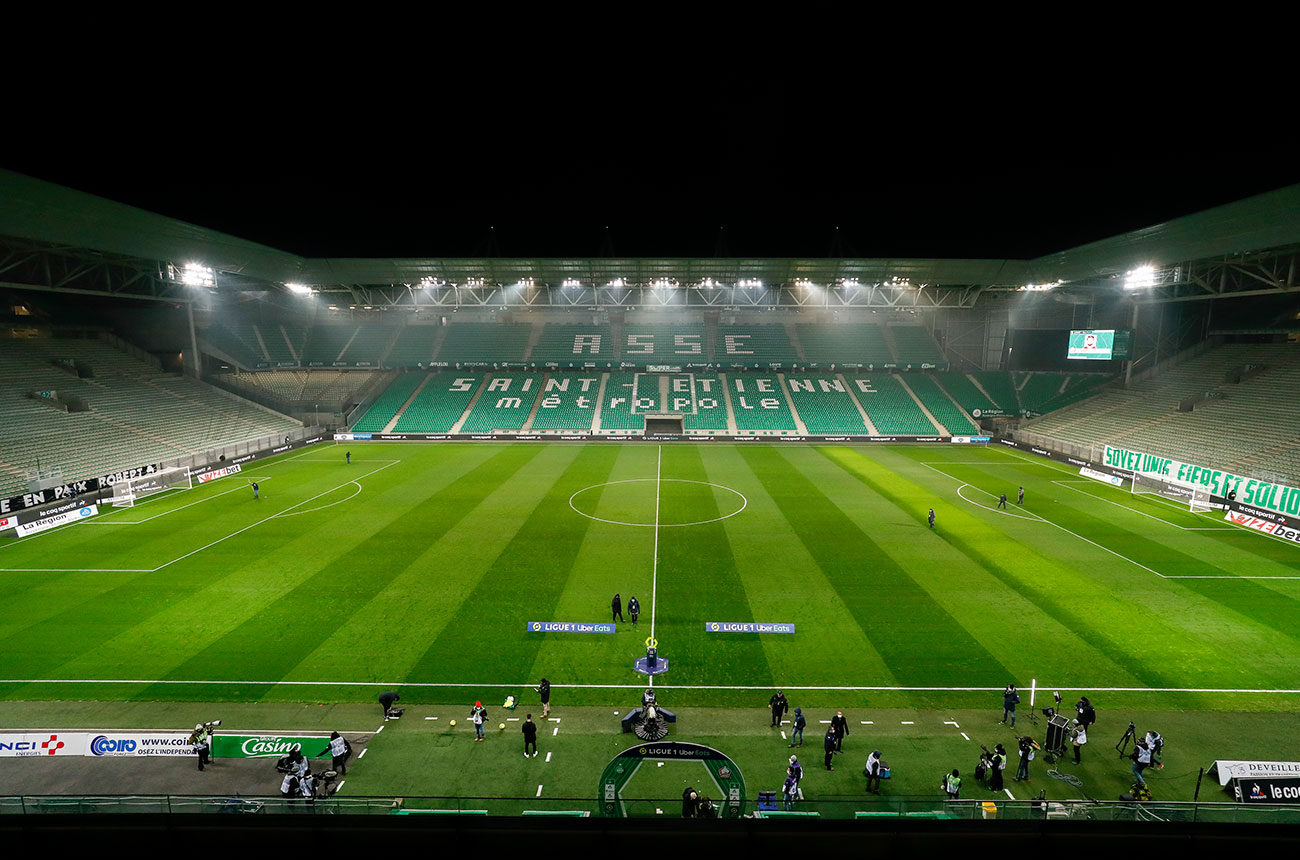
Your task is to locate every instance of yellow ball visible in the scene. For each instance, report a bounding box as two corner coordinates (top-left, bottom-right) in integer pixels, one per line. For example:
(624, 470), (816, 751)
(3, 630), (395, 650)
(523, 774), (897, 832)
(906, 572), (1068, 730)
(499, 723), (506, 730)
(449, 719), (456, 727)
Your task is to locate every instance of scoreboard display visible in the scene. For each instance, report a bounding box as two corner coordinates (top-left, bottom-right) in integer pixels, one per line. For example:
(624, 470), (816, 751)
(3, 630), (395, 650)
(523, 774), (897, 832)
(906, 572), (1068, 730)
(1068, 329), (1130, 360)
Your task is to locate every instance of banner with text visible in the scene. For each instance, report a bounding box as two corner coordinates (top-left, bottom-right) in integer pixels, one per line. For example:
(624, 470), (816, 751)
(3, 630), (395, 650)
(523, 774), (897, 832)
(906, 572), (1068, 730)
(705, 622), (796, 634)
(15, 504), (98, 537)
(527, 621), (616, 634)
(1104, 445), (1300, 520)
(1225, 512), (1300, 544)
(211, 734), (334, 759)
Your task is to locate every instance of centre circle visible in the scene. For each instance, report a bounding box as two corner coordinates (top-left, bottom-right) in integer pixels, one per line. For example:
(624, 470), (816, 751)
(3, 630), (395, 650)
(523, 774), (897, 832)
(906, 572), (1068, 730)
(568, 479), (748, 528)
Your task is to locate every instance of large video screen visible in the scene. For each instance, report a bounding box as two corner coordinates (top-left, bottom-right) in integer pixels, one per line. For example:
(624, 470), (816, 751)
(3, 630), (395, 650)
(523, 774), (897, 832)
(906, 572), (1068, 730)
(1067, 329), (1127, 360)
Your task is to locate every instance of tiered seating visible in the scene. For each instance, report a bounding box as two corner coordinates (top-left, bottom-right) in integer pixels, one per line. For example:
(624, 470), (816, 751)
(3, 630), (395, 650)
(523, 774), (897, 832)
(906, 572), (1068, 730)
(203, 322), (264, 366)
(796, 324), (891, 366)
(729, 374), (798, 433)
(599, 373), (658, 431)
(848, 375), (938, 435)
(619, 324), (708, 362)
(458, 373), (541, 433)
(903, 373), (978, 434)
(718, 325), (799, 365)
(889, 326), (945, 366)
(392, 374), (482, 433)
(437, 323), (531, 365)
(338, 324), (393, 364)
(351, 372), (425, 432)
(387, 325), (439, 366)
(530, 323), (614, 365)
(0, 337), (300, 497)
(669, 374), (729, 432)
(261, 325), (300, 363)
(934, 372), (999, 416)
(1015, 372), (1068, 414)
(528, 373), (602, 432)
(972, 372), (1021, 413)
(300, 325), (356, 365)
(784, 374), (871, 433)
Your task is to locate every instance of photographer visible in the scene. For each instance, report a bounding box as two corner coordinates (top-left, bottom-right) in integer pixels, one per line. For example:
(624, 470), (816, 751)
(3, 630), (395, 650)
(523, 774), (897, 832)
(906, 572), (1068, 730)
(1144, 729), (1163, 762)
(989, 743), (1007, 792)
(189, 722), (214, 772)
(1072, 722), (1087, 764)
(1014, 735), (1037, 782)
(1130, 738), (1157, 787)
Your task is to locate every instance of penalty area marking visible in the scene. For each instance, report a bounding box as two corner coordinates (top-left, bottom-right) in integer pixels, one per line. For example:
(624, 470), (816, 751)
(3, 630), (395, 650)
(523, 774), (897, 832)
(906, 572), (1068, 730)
(278, 481), (364, 517)
(956, 484), (1042, 521)
(568, 478), (748, 528)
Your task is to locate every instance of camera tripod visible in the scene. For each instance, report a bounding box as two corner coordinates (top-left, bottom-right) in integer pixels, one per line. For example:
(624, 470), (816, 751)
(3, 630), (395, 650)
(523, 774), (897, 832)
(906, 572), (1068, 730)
(1115, 721), (1137, 758)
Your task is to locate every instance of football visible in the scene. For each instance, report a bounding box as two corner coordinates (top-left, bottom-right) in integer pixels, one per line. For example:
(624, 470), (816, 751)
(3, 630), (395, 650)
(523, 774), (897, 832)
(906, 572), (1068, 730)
(449, 720), (456, 727)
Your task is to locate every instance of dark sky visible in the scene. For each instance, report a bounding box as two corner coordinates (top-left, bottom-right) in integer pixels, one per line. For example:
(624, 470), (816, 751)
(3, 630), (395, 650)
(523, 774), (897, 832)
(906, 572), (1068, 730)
(6, 68), (1295, 261)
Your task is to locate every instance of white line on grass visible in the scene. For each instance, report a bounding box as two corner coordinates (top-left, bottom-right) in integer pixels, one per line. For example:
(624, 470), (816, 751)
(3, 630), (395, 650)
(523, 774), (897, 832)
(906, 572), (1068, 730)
(545, 752), (551, 762)
(961, 733), (970, 741)
(1004, 789), (1015, 800)
(81, 476), (276, 524)
(9, 679), (1300, 693)
(0, 460), (401, 573)
(536, 785), (544, 797)
(1050, 480), (1234, 531)
(358, 749), (367, 759)
(277, 481), (364, 517)
(649, 445), (662, 687)
(955, 484), (1042, 521)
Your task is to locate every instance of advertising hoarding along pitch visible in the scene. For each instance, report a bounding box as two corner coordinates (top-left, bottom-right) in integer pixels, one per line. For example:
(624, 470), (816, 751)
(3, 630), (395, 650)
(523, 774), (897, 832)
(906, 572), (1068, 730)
(1106, 444), (1300, 520)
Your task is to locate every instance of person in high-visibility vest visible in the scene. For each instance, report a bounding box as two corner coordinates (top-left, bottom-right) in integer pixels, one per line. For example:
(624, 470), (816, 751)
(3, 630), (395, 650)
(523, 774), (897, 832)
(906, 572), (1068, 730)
(944, 768), (962, 799)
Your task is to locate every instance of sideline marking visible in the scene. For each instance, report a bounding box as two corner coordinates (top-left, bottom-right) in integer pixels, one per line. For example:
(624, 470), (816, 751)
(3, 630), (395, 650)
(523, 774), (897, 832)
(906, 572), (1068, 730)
(0, 460), (401, 573)
(649, 446), (661, 689)
(1051, 480), (1234, 531)
(536, 784), (544, 797)
(961, 733), (971, 741)
(545, 752), (552, 762)
(8, 678), (1298, 694)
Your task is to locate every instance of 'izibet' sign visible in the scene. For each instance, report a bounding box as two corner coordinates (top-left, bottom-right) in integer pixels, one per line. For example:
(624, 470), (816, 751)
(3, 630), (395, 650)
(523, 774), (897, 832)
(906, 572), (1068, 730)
(1104, 445), (1300, 519)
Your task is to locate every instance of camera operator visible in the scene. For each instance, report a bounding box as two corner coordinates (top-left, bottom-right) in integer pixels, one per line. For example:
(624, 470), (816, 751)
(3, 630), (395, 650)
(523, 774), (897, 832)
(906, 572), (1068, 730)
(1144, 729), (1163, 762)
(1014, 735), (1036, 782)
(1071, 721), (1087, 764)
(317, 731), (353, 775)
(1131, 738), (1157, 786)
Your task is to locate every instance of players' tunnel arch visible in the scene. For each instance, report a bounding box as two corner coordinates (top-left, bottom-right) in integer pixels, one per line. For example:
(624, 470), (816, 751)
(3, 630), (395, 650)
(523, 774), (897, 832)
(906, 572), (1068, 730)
(598, 741), (746, 818)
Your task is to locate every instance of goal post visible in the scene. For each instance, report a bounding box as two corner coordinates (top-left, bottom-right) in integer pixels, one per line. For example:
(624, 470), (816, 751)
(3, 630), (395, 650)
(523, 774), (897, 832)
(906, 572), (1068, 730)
(110, 467), (193, 507)
(1130, 471), (1213, 513)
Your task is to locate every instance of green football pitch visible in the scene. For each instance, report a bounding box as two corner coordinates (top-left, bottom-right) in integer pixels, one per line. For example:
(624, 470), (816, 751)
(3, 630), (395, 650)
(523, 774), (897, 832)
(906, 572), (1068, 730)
(2, 441), (1298, 804)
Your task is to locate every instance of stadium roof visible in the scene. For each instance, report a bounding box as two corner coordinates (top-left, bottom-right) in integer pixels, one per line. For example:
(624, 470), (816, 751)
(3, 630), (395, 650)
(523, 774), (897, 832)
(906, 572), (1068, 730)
(2, 168), (1299, 305)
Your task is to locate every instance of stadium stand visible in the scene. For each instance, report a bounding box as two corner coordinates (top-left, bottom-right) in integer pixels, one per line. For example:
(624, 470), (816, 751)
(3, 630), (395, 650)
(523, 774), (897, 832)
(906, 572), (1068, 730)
(903, 373), (979, 434)
(784, 373), (873, 434)
(888, 325), (946, 367)
(718, 324), (799, 366)
(729, 375), (799, 433)
(338, 324), (395, 365)
(972, 372), (1022, 414)
(387, 324), (440, 366)
(0, 336), (301, 497)
(301, 325), (360, 365)
(849, 374), (940, 435)
(265, 325), (303, 364)
(351, 372), (425, 432)
(620, 323), (709, 363)
(598, 373), (660, 431)
(934, 371), (1001, 417)
(795, 323), (892, 367)
(437, 323), (532, 365)
(459, 373), (542, 432)
(528, 373), (602, 432)
(669, 373), (730, 433)
(1020, 343), (1300, 481)
(531, 323), (615, 365)
(393, 374), (482, 433)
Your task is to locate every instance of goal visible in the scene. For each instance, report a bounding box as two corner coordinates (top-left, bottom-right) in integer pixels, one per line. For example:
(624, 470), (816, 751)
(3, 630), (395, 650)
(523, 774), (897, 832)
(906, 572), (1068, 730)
(1130, 471), (1213, 513)
(110, 467), (192, 507)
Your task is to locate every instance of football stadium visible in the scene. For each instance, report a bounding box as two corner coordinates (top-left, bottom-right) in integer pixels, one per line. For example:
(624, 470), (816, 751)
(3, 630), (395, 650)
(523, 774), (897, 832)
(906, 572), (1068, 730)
(1, 165), (1299, 846)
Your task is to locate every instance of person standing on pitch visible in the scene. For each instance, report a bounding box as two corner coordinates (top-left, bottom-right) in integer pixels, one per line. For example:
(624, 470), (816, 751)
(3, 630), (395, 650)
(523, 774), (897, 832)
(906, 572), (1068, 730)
(823, 726), (837, 771)
(998, 492), (1008, 509)
(346, 450), (351, 464)
(250, 480), (259, 500)
(782, 768), (799, 811)
(536, 677), (551, 718)
(789, 707), (806, 747)
(522, 714), (538, 758)
(1017, 486), (1024, 505)
(471, 701), (488, 741)
(1072, 722), (1087, 764)
(379, 691), (401, 720)
(317, 731), (352, 775)
(864, 750), (884, 795)
(627, 596), (640, 626)
(944, 768), (962, 799)
(611, 593), (624, 623)
(1001, 684), (1019, 727)
(928, 507), (936, 529)
(768, 690), (789, 728)
(831, 710), (849, 753)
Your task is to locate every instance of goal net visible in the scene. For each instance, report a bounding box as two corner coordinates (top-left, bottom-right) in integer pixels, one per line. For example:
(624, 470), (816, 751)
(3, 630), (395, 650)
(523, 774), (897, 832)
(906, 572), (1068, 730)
(110, 467), (192, 507)
(1130, 472), (1213, 512)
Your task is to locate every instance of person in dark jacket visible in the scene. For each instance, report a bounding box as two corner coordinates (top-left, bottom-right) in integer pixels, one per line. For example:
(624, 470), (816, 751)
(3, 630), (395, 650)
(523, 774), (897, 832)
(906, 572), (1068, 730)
(627, 596), (640, 626)
(831, 710), (849, 753)
(317, 731), (352, 775)
(1001, 684), (1019, 727)
(823, 727), (837, 771)
(536, 678), (551, 718)
(768, 691), (789, 727)
(522, 714), (538, 758)
(682, 786), (699, 818)
(612, 593), (624, 622)
(989, 743), (1006, 791)
(1015, 736), (1033, 781)
(788, 707), (807, 747)
(379, 691), (401, 719)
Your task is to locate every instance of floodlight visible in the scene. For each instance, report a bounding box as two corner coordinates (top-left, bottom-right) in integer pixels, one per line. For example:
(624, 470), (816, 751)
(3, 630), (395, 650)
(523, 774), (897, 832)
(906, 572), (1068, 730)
(1124, 265), (1157, 289)
(840, 279), (861, 288)
(180, 263), (215, 288)
(286, 283), (312, 294)
(562, 279), (581, 287)
(1019, 281), (1061, 292)
(608, 278), (625, 287)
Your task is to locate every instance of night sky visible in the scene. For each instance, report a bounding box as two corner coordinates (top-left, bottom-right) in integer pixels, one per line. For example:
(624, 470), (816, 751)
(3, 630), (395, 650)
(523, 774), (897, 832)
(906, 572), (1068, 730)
(6, 70), (1295, 261)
